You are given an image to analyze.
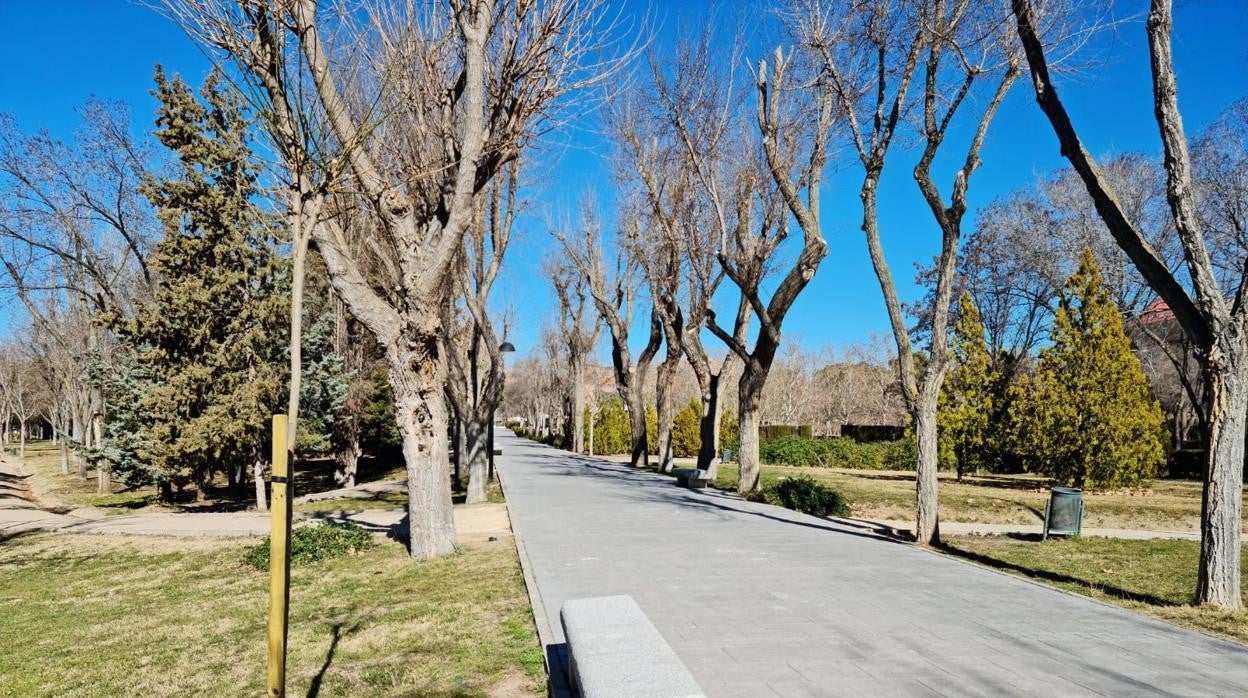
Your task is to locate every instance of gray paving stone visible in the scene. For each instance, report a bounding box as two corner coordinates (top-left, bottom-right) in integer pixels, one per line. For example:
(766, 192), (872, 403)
(495, 431), (1248, 697)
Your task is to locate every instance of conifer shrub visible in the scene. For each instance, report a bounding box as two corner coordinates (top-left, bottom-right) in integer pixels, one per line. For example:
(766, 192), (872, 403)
(243, 521), (374, 570)
(756, 476), (849, 517)
(1007, 249), (1167, 489)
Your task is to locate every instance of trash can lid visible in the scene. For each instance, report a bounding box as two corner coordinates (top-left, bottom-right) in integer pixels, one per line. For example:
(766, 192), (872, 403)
(1050, 486), (1082, 495)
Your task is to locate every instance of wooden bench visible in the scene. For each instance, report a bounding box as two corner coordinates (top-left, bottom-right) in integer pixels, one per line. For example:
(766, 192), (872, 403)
(671, 468), (711, 489)
(560, 595), (704, 698)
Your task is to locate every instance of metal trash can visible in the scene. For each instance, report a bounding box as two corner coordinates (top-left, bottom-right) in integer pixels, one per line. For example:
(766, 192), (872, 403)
(720, 448), (734, 463)
(1043, 486), (1084, 539)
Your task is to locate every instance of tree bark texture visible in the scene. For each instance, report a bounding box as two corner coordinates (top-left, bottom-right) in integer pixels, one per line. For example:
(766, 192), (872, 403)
(913, 389), (941, 545)
(1197, 344), (1246, 607)
(388, 333), (456, 560)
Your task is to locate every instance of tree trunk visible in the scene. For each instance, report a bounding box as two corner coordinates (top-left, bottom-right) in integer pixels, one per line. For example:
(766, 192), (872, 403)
(913, 388), (941, 546)
(451, 411), (464, 489)
(625, 379), (649, 468)
(73, 406), (86, 480)
(287, 227), (310, 453)
(697, 371), (723, 478)
(93, 409), (108, 495)
(655, 360), (676, 473)
(227, 463), (238, 490)
(464, 411), (491, 504)
(588, 407), (596, 457)
(1196, 351), (1246, 608)
(335, 441), (360, 489)
(571, 360), (586, 454)
(59, 429), (69, 475)
(389, 337), (457, 560)
(253, 458), (268, 513)
(737, 387), (762, 496)
(18, 418), (26, 462)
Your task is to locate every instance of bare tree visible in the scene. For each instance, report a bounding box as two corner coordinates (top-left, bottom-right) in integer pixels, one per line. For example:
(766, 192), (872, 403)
(546, 255), (601, 454)
(445, 163), (517, 503)
(782, 0), (1019, 543)
(557, 203), (662, 467)
(163, 0), (611, 559)
(0, 102), (157, 491)
(1014, 0), (1246, 607)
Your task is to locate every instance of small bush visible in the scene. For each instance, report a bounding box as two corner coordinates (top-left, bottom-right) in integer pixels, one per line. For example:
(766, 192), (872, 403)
(758, 476), (849, 517)
(243, 521), (374, 570)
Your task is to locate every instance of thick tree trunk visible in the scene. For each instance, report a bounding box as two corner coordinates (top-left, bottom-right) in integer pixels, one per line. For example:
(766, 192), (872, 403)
(1196, 351), (1246, 608)
(913, 390), (941, 546)
(335, 440), (360, 489)
(464, 412), (491, 504)
(253, 458), (268, 513)
(696, 371), (723, 478)
(625, 380), (649, 468)
(389, 336), (456, 560)
(737, 367), (766, 496)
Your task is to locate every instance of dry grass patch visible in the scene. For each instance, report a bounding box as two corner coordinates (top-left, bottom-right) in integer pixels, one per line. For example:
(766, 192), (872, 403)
(0, 533), (544, 696)
(711, 464), (1246, 532)
(941, 535), (1248, 644)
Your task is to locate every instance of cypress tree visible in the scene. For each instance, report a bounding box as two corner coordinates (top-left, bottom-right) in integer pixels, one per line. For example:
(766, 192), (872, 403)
(1008, 248), (1167, 489)
(938, 292), (997, 479)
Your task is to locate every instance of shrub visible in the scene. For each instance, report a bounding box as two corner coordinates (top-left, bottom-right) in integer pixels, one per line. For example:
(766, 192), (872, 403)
(758, 435), (916, 470)
(758, 476), (849, 517)
(671, 399), (702, 458)
(243, 520), (374, 570)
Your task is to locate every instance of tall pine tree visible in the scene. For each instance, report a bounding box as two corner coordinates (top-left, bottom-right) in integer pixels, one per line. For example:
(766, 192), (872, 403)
(938, 292), (998, 479)
(1008, 249), (1167, 489)
(104, 67), (288, 502)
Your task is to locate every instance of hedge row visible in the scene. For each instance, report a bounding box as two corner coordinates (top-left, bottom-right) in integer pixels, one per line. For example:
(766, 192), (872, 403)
(759, 435), (916, 470)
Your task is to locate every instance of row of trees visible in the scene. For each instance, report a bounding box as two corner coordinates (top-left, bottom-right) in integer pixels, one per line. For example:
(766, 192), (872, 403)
(513, 0), (1243, 608)
(1, 0), (1239, 608)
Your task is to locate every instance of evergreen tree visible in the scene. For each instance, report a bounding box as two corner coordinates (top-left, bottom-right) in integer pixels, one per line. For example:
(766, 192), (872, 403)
(295, 313), (352, 455)
(101, 67), (288, 500)
(1008, 249), (1167, 489)
(938, 293), (998, 478)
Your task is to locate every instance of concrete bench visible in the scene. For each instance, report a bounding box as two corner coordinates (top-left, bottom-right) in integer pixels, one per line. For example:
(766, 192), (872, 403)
(560, 595), (704, 698)
(671, 468), (711, 489)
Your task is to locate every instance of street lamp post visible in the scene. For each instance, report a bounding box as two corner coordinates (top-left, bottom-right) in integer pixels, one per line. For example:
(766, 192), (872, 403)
(489, 341), (516, 482)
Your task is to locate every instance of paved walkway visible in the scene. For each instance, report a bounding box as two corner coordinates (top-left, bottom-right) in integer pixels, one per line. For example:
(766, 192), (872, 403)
(495, 430), (1248, 698)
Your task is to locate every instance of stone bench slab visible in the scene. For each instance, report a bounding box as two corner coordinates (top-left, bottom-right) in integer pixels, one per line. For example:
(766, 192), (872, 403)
(560, 595), (704, 698)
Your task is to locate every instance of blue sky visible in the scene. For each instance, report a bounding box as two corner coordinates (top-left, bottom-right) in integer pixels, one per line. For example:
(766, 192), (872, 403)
(2, 0), (1245, 361)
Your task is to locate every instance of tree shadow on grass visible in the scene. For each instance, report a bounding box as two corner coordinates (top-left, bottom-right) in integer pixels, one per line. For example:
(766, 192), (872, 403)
(307, 621), (358, 698)
(936, 540), (1179, 608)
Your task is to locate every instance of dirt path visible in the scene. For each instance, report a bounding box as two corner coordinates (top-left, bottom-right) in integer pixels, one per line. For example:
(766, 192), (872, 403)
(2, 451), (512, 546)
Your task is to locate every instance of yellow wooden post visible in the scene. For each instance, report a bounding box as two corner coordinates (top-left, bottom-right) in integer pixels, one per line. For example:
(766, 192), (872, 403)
(267, 414), (291, 697)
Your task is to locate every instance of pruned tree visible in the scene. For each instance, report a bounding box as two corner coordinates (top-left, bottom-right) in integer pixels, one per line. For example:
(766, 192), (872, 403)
(445, 162), (517, 503)
(164, 0), (612, 559)
(546, 254), (601, 455)
(785, 0), (1021, 543)
(556, 202), (662, 468)
(1014, 0), (1247, 606)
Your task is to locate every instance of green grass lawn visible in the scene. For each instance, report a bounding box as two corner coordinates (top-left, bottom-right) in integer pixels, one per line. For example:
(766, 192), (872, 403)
(941, 535), (1248, 644)
(0, 533), (544, 697)
(707, 463), (1245, 532)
